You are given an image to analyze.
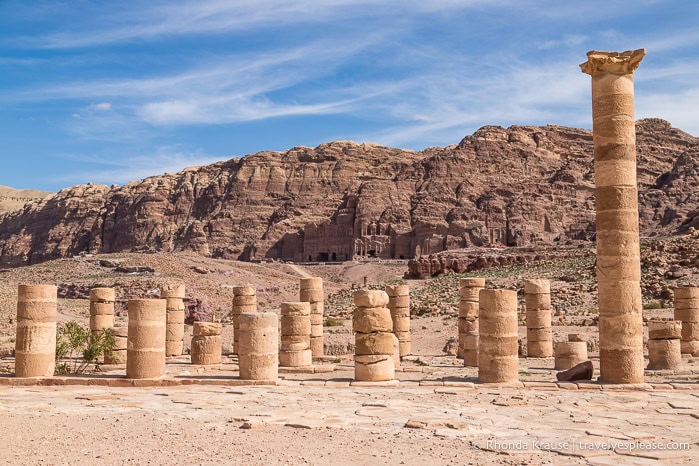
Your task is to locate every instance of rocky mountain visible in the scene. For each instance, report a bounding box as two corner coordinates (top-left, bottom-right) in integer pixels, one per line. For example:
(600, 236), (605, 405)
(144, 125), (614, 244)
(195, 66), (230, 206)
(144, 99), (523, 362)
(0, 118), (697, 268)
(0, 186), (51, 214)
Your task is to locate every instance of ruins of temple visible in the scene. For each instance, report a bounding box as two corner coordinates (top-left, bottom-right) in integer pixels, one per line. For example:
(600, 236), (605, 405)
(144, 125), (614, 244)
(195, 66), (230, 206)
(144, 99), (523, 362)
(267, 191), (559, 262)
(270, 194), (414, 262)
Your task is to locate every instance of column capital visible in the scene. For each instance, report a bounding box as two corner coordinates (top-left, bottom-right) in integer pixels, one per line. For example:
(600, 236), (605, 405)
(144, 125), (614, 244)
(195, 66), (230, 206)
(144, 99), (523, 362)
(580, 49), (645, 76)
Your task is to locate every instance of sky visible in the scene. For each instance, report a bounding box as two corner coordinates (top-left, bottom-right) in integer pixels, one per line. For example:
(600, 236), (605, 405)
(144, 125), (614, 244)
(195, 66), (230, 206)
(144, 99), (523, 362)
(1, 0), (698, 192)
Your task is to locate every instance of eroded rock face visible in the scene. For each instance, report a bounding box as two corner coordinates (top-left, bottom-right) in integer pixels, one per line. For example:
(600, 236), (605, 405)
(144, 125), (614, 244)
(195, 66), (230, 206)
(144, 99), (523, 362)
(0, 120), (697, 267)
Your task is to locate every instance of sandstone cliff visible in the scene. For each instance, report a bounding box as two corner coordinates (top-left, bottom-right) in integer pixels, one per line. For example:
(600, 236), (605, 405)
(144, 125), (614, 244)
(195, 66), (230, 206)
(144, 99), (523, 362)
(0, 119), (697, 267)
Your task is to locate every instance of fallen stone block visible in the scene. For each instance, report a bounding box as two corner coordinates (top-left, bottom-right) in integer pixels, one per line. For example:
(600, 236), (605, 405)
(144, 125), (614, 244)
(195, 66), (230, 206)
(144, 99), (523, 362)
(556, 360), (593, 382)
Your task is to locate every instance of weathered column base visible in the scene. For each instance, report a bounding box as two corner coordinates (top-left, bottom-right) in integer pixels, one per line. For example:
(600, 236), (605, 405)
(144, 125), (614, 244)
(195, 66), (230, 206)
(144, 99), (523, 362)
(279, 349), (313, 367)
(238, 312), (278, 381)
(647, 339), (682, 370)
(478, 289), (518, 383)
(354, 354), (395, 382)
(555, 341), (588, 371)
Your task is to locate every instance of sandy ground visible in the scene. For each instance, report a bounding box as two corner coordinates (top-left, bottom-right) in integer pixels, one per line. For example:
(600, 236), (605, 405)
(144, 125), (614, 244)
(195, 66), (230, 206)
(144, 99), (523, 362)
(1, 383), (697, 465)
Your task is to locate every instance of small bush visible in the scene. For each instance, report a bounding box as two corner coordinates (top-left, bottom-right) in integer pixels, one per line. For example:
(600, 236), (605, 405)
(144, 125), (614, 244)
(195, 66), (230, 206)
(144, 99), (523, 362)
(55, 321), (115, 375)
(386, 279), (407, 285)
(643, 301), (662, 310)
(323, 317), (344, 327)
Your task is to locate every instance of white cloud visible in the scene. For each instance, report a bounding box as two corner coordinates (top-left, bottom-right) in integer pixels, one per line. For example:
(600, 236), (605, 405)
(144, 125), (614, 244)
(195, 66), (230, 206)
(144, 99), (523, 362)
(90, 102), (111, 111)
(26, 35), (595, 148)
(66, 105), (153, 143)
(4, 0), (698, 157)
(56, 147), (225, 185)
(12, 37), (389, 129)
(6, 37), (374, 105)
(538, 35), (588, 51)
(26, 0), (510, 49)
(643, 28), (699, 53)
(350, 57), (591, 147)
(637, 88), (699, 137)
(138, 95), (366, 125)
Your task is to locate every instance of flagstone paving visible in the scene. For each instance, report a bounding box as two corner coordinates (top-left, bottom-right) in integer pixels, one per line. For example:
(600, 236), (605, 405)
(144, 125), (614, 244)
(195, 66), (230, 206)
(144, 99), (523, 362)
(1, 382), (696, 465)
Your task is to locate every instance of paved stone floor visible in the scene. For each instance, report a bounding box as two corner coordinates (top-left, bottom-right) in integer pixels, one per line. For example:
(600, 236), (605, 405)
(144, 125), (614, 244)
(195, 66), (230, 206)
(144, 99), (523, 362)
(1, 381), (697, 465)
(1, 353), (698, 464)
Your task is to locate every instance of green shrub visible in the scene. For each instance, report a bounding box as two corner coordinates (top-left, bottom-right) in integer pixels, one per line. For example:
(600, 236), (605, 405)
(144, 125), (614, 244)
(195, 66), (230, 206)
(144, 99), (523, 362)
(55, 321), (115, 375)
(642, 301), (662, 310)
(323, 317), (344, 327)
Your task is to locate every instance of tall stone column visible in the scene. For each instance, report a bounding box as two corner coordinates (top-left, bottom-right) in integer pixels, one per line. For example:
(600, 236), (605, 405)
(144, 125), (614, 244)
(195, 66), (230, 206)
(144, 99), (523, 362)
(386, 284), (411, 357)
(105, 324), (128, 365)
(299, 277), (324, 357)
(478, 289), (519, 383)
(161, 284), (185, 357)
(478, 289), (518, 383)
(279, 302), (312, 367)
(89, 288), (115, 332)
(524, 279), (553, 358)
(15, 285), (57, 377)
(126, 299), (166, 379)
(674, 287), (699, 356)
(580, 49), (645, 384)
(238, 312), (278, 380)
(458, 278), (485, 366)
(353, 290), (395, 382)
(232, 286), (257, 355)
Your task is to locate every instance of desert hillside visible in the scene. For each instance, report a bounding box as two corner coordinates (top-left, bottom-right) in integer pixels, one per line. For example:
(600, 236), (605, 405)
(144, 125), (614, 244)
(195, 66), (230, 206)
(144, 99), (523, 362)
(0, 185), (51, 214)
(0, 118), (697, 268)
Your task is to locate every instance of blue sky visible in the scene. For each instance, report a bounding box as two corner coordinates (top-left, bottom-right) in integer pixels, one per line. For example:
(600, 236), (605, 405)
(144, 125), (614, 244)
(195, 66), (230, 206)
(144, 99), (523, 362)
(1, 0), (698, 191)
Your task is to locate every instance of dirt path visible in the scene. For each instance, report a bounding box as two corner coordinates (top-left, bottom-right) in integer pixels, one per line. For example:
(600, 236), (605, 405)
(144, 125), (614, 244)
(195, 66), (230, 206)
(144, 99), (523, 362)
(286, 263), (313, 278)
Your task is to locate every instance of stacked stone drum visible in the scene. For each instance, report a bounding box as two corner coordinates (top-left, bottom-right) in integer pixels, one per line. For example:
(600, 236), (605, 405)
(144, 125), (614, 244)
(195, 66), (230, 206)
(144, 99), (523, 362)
(646, 320), (682, 370)
(386, 284), (411, 357)
(279, 302), (312, 367)
(674, 287), (699, 356)
(581, 49), (646, 384)
(299, 277), (324, 357)
(238, 312), (278, 380)
(126, 299), (166, 379)
(105, 324), (128, 364)
(554, 335), (588, 370)
(478, 289), (519, 383)
(191, 322), (222, 365)
(161, 284), (185, 357)
(89, 287), (115, 332)
(524, 279), (553, 358)
(353, 290), (395, 382)
(15, 284), (57, 378)
(232, 286), (257, 355)
(458, 278), (484, 366)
